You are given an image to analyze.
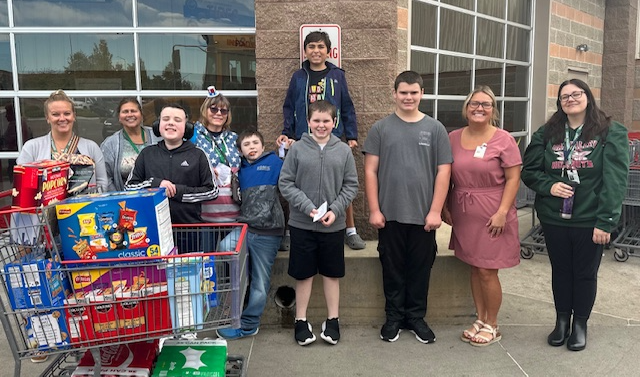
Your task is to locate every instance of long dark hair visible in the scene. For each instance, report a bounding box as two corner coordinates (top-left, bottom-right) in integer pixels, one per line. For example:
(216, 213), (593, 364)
(543, 79), (611, 144)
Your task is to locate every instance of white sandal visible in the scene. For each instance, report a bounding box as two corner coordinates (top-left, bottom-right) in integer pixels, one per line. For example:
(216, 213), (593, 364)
(461, 319), (485, 343)
(470, 324), (502, 347)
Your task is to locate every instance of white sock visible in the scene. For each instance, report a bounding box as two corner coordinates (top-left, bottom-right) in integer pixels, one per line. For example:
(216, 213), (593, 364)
(296, 318), (306, 322)
(346, 227), (357, 236)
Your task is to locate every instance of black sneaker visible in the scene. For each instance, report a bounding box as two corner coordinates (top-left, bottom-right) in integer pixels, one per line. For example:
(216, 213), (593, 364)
(321, 318), (340, 345)
(380, 320), (402, 342)
(294, 319), (316, 346)
(405, 318), (436, 344)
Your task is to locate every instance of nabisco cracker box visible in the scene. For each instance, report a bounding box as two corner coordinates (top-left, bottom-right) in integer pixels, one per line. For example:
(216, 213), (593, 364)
(4, 253), (72, 310)
(64, 292), (96, 345)
(55, 189), (174, 263)
(25, 308), (72, 352)
(152, 339), (226, 377)
(71, 340), (158, 377)
(13, 160), (69, 208)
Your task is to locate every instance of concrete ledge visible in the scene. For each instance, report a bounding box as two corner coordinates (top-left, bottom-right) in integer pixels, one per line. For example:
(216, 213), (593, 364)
(260, 242), (474, 327)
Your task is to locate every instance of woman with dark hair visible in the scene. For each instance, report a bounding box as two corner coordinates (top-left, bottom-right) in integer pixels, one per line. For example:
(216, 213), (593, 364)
(101, 98), (160, 191)
(521, 79), (628, 351)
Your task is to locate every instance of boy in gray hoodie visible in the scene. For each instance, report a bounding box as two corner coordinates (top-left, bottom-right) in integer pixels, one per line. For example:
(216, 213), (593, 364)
(278, 100), (358, 346)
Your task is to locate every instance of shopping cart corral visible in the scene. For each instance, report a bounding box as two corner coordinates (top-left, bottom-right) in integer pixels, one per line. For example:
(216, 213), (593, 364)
(517, 184), (547, 259)
(0, 206), (248, 377)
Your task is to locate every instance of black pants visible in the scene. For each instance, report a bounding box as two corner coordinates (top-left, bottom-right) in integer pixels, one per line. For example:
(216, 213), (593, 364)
(541, 224), (603, 318)
(378, 221), (436, 322)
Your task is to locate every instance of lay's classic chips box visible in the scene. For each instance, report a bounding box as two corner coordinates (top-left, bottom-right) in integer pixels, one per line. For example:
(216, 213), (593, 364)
(55, 189), (174, 263)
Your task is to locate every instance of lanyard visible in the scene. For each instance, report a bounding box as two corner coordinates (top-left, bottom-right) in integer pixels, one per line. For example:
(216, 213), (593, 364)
(123, 129), (146, 154)
(50, 134), (75, 154)
(205, 132), (228, 164)
(563, 123), (583, 176)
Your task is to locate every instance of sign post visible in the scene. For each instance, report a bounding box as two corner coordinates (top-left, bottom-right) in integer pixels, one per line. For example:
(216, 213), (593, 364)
(299, 24), (341, 68)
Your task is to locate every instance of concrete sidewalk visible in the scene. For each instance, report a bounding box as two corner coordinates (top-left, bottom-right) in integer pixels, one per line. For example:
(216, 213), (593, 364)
(5, 209), (640, 376)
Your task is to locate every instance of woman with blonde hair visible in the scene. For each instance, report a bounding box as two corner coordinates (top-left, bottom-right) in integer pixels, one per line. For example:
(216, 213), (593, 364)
(443, 86), (522, 347)
(17, 89), (107, 193)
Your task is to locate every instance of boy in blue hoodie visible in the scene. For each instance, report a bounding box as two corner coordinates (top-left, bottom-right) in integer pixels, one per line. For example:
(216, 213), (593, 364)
(216, 130), (285, 340)
(276, 31), (365, 250)
(279, 100), (358, 346)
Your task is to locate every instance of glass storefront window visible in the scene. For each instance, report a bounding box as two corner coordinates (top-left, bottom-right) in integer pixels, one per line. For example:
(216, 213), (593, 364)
(440, 0), (472, 11)
(411, 2), (436, 49)
(508, 0), (532, 26)
(475, 60), (503, 97)
(139, 34), (256, 91)
(505, 64), (528, 97)
(440, 9), (473, 54)
(478, 0), (505, 19)
(411, 50), (435, 95)
(16, 34), (136, 91)
(439, 55), (472, 96)
(506, 26), (529, 62)
(436, 99), (465, 132)
(0, 34), (12, 90)
(503, 101), (527, 132)
(13, 0), (133, 27)
(137, 0), (255, 27)
(476, 19), (504, 59)
(0, 0), (7, 26)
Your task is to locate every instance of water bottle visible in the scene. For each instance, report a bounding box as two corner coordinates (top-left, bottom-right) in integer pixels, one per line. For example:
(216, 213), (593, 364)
(560, 182), (577, 219)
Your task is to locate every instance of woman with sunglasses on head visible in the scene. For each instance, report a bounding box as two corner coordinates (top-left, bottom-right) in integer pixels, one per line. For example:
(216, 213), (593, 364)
(442, 86), (522, 347)
(191, 87), (242, 249)
(522, 79), (628, 351)
(101, 98), (160, 192)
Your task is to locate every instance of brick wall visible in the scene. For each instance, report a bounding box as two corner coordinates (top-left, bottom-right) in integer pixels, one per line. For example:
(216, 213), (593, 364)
(547, 0), (605, 120)
(255, 0), (399, 240)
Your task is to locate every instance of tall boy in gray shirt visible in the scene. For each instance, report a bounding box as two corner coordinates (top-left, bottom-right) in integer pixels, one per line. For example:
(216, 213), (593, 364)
(363, 71), (452, 344)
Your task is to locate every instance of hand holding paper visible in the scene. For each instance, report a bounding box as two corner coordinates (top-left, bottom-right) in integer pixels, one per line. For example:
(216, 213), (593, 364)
(313, 202), (328, 222)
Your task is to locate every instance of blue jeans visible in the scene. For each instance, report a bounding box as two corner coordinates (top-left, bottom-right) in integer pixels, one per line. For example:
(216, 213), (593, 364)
(241, 232), (282, 330)
(218, 227), (242, 251)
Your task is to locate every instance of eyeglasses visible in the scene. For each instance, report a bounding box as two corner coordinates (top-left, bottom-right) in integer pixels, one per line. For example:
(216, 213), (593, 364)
(209, 106), (229, 115)
(559, 91), (585, 102)
(468, 101), (493, 110)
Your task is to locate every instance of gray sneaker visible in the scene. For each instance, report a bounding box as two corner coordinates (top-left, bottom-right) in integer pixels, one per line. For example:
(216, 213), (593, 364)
(345, 233), (366, 250)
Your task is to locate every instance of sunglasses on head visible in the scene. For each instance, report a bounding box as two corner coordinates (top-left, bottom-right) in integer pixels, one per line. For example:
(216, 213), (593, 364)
(209, 106), (229, 115)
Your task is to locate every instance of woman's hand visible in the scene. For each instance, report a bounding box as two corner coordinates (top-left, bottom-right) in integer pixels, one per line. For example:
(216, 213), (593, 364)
(442, 206), (453, 226)
(486, 211), (507, 238)
(593, 228), (611, 245)
(550, 182), (574, 198)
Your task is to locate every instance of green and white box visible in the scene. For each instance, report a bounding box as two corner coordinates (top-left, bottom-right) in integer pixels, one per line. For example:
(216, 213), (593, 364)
(152, 339), (227, 377)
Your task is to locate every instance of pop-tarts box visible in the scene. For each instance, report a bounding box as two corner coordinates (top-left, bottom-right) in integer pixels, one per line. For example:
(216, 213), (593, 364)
(55, 189), (174, 262)
(4, 253), (72, 310)
(166, 256), (208, 331)
(25, 308), (72, 352)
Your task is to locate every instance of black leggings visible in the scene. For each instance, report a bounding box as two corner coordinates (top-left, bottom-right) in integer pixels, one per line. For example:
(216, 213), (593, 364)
(541, 224), (603, 318)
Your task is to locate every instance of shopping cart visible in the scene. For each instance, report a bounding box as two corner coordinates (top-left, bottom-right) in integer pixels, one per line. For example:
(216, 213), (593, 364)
(612, 150), (640, 262)
(0, 205), (248, 377)
(517, 184), (547, 259)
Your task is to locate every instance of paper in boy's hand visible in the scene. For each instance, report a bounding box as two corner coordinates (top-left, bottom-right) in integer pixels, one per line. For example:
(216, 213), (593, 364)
(313, 202), (328, 222)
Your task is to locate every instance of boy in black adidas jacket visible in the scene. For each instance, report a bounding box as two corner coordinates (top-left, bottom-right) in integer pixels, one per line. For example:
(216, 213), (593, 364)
(125, 103), (218, 252)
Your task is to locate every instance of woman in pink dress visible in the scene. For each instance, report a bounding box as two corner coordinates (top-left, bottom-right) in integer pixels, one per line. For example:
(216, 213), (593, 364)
(443, 86), (522, 346)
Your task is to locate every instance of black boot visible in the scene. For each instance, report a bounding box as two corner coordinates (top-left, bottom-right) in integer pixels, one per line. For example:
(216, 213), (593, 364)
(567, 316), (587, 351)
(547, 312), (571, 347)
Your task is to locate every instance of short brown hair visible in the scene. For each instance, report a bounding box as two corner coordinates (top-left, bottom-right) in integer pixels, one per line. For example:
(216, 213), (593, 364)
(307, 100), (336, 120)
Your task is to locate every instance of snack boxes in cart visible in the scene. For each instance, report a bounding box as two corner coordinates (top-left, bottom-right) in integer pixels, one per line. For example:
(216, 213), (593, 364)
(55, 188), (174, 262)
(152, 339), (227, 377)
(12, 160), (69, 208)
(25, 308), (72, 352)
(166, 256), (209, 332)
(4, 252), (72, 310)
(71, 340), (158, 377)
